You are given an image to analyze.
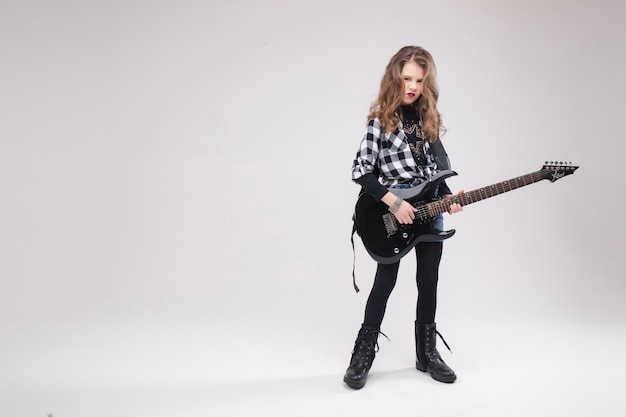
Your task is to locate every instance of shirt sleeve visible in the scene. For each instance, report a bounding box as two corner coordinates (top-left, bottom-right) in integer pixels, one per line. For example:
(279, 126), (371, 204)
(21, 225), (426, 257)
(351, 119), (381, 181)
(430, 138), (452, 196)
(354, 173), (388, 201)
(438, 180), (452, 197)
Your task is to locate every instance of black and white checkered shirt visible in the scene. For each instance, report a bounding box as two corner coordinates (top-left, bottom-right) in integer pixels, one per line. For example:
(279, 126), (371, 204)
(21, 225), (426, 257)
(352, 117), (450, 189)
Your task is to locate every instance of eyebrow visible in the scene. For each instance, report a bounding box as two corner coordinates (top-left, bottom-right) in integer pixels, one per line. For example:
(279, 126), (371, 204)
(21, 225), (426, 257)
(403, 76), (424, 82)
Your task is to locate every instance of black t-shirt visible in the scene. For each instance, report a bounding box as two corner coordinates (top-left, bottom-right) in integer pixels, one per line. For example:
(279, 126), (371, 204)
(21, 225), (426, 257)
(400, 105), (424, 162)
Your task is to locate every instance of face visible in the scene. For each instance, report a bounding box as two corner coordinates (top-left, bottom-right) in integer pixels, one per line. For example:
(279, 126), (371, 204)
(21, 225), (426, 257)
(400, 61), (425, 105)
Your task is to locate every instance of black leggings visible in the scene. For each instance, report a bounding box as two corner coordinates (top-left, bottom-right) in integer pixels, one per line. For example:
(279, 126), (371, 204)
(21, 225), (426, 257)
(363, 241), (443, 330)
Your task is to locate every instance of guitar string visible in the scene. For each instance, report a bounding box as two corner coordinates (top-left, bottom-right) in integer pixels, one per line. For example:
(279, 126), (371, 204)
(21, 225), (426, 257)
(413, 167), (571, 218)
(422, 170), (551, 216)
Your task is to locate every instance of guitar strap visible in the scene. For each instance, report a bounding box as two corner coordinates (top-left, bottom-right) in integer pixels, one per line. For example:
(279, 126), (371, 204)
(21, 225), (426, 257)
(350, 216), (360, 293)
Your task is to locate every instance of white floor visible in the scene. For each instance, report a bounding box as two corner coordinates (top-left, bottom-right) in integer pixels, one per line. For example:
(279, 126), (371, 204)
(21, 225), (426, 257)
(3, 315), (625, 417)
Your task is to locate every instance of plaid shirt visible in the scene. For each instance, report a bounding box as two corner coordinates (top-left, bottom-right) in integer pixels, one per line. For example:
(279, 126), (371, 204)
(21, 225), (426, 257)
(351, 118), (451, 188)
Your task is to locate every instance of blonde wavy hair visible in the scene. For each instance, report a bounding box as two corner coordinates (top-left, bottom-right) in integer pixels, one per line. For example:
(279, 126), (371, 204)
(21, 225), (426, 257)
(368, 46), (445, 142)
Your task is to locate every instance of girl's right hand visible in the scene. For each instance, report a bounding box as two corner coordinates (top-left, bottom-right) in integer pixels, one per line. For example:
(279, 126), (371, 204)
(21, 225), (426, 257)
(394, 201), (418, 225)
(382, 191), (417, 224)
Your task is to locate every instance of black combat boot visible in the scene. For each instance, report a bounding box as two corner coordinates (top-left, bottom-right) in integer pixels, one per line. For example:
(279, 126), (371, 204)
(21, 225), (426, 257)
(343, 324), (381, 389)
(415, 322), (456, 383)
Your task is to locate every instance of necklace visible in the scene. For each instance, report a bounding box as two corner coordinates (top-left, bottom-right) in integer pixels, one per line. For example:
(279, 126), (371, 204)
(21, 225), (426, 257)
(408, 142), (424, 158)
(404, 123), (419, 135)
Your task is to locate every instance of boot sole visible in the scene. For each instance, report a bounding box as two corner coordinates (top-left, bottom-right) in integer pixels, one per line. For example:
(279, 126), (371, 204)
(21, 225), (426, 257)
(343, 376), (366, 390)
(416, 362), (456, 383)
(430, 373), (456, 383)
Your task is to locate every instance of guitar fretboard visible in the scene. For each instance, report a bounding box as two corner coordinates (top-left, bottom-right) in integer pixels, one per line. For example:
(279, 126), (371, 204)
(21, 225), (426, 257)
(427, 170), (546, 217)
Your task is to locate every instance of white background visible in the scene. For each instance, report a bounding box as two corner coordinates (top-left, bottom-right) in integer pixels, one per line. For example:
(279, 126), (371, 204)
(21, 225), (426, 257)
(1, 0), (625, 416)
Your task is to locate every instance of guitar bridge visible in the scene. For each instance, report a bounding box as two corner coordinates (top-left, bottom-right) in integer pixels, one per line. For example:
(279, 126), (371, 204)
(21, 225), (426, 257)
(383, 213), (398, 237)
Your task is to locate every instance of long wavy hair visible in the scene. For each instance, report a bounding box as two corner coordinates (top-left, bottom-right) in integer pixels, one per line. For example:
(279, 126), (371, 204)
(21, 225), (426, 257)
(368, 46), (445, 142)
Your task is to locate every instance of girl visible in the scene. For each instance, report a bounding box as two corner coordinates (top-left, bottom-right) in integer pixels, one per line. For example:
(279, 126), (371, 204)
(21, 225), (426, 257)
(345, 46), (464, 389)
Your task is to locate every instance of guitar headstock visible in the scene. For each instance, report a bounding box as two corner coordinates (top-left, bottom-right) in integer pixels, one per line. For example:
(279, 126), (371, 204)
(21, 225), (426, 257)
(540, 161), (579, 182)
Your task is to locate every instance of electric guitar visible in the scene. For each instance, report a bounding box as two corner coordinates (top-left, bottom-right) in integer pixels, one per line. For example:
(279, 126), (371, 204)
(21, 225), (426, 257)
(353, 161), (578, 264)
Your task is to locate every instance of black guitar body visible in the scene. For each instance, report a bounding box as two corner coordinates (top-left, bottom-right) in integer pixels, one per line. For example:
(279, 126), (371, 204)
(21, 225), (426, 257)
(353, 162), (578, 265)
(354, 170), (457, 264)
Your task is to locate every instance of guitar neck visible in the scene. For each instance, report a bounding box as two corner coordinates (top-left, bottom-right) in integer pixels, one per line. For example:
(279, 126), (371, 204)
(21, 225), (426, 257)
(428, 170), (545, 216)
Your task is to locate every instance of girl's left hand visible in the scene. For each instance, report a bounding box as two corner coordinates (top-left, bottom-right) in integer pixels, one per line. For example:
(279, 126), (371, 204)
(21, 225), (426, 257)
(446, 190), (464, 215)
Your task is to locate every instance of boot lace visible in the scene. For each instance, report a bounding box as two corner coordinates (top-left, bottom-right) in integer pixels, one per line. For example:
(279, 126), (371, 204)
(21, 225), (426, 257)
(435, 329), (452, 353)
(352, 329), (389, 364)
